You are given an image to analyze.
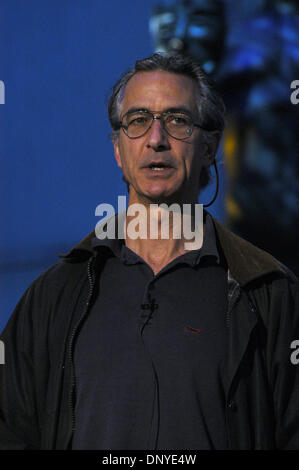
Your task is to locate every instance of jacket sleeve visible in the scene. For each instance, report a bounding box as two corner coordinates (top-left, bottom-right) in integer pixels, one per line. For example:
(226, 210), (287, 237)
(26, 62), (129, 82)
(266, 275), (299, 449)
(0, 282), (43, 450)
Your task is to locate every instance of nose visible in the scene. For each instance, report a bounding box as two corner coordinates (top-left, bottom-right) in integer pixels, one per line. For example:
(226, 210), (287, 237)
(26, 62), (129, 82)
(146, 117), (170, 151)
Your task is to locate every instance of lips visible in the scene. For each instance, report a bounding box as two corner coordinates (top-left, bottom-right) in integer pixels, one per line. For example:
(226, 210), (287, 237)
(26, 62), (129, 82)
(142, 164), (175, 178)
(142, 157), (175, 168)
(147, 162), (173, 171)
(140, 156), (176, 177)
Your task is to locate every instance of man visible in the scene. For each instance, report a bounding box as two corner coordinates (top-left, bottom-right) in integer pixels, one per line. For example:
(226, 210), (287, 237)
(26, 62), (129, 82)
(0, 53), (299, 450)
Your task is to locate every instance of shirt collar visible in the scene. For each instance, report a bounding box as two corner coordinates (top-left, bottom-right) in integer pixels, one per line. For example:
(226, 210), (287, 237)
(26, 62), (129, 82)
(92, 210), (220, 267)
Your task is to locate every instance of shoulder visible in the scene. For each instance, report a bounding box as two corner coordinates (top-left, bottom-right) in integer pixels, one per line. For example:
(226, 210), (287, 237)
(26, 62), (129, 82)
(3, 258), (90, 330)
(23, 257), (90, 298)
(210, 215), (298, 286)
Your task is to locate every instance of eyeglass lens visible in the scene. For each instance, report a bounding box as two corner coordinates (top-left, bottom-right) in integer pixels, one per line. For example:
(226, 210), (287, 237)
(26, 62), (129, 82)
(122, 112), (193, 139)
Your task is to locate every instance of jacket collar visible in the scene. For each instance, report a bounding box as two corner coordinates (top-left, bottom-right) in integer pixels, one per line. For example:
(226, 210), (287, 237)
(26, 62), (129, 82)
(59, 211), (286, 287)
(211, 217), (285, 286)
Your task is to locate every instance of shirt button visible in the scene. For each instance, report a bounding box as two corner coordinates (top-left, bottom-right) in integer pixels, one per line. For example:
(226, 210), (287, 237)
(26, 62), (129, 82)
(228, 400), (237, 411)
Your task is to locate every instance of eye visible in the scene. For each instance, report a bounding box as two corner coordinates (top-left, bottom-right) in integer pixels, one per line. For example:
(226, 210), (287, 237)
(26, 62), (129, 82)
(127, 114), (150, 127)
(166, 114), (190, 126)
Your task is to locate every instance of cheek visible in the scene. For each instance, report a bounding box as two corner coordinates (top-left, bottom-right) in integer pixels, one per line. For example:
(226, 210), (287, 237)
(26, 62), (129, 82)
(118, 143), (139, 175)
(188, 141), (206, 170)
(117, 142), (130, 169)
(184, 149), (201, 172)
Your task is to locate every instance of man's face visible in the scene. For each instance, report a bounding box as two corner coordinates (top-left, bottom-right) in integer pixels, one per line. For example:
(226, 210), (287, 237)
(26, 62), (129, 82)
(113, 70), (217, 204)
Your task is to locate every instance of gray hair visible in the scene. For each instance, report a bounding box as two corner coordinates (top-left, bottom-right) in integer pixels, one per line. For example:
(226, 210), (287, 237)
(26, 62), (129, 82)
(108, 53), (226, 190)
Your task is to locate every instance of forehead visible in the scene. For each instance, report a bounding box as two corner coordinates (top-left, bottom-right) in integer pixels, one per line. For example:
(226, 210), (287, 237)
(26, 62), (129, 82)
(121, 70), (199, 115)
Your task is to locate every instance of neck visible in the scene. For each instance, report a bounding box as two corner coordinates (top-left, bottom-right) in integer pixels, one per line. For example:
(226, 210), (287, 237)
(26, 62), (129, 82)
(124, 191), (204, 274)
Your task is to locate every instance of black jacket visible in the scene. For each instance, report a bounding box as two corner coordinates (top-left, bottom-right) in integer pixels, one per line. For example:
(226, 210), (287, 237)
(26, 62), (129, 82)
(1, 215), (299, 450)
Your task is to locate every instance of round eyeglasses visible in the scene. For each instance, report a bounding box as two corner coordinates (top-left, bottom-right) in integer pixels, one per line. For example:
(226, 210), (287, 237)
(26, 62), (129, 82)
(118, 110), (207, 140)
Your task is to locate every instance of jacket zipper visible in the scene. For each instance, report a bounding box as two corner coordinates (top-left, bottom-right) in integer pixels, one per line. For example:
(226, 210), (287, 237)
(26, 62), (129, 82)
(225, 279), (241, 450)
(226, 281), (241, 329)
(68, 254), (97, 434)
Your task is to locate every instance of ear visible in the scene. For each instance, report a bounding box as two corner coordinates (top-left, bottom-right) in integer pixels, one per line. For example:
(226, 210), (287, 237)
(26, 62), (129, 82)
(202, 131), (221, 168)
(113, 139), (123, 169)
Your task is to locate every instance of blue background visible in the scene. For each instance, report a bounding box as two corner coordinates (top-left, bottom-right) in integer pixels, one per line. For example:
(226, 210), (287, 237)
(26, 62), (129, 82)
(0, 0), (225, 332)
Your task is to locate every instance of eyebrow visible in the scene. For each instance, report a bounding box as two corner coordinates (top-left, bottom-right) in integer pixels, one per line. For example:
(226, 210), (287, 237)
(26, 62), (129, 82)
(122, 106), (194, 118)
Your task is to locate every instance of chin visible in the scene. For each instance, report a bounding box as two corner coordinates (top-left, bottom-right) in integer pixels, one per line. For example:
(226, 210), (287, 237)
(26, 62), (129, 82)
(144, 186), (181, 204)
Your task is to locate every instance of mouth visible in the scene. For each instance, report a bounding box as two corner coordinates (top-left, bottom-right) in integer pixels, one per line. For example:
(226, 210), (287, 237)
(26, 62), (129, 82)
(147, 162), (173, 171)
(142, 162), (175, 178)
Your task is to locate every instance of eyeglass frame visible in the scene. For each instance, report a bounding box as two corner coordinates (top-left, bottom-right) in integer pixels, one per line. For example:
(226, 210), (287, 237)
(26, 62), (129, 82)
(117, 108), (211, 141)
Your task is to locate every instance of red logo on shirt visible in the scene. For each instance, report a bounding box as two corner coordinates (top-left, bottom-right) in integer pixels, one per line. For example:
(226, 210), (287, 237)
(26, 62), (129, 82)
(184, 326), (201, 335)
